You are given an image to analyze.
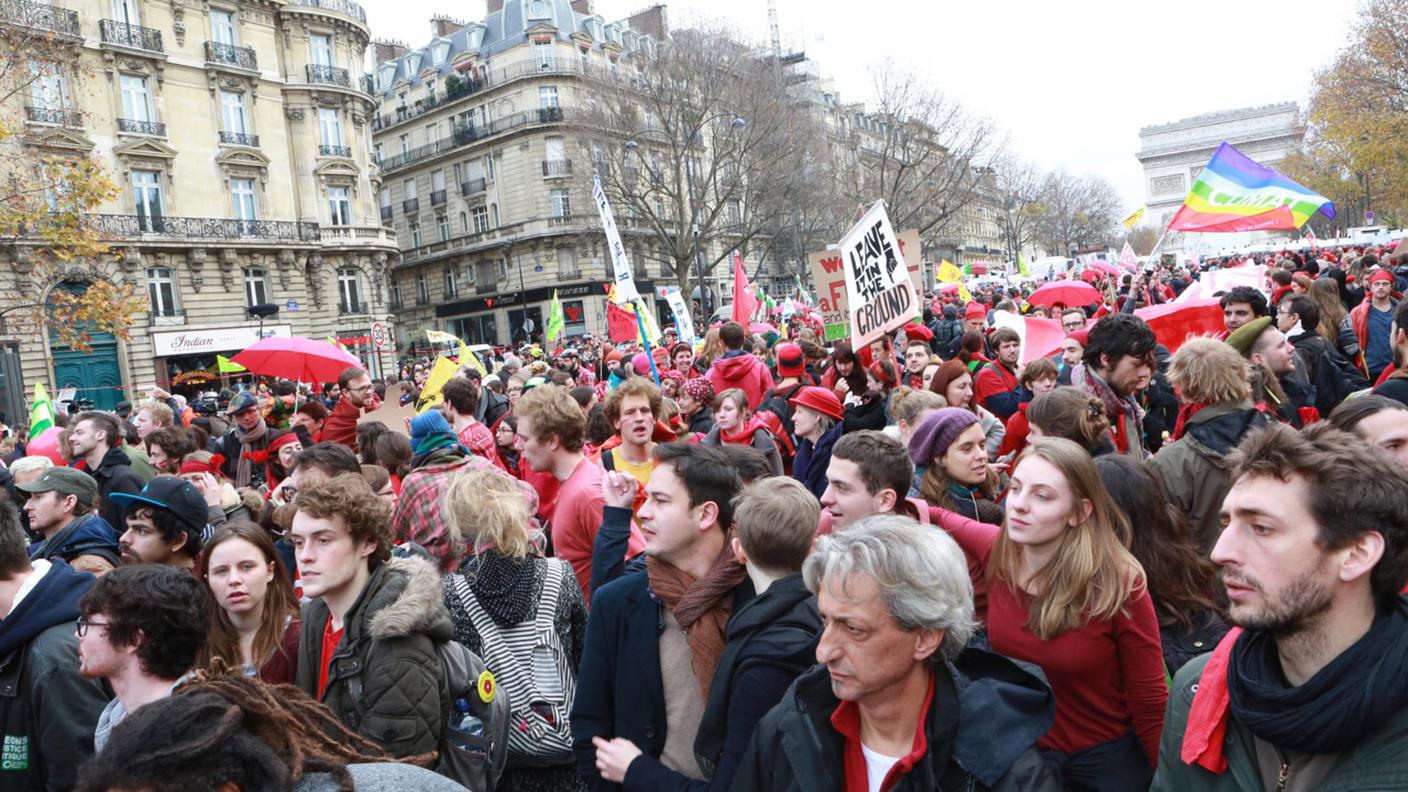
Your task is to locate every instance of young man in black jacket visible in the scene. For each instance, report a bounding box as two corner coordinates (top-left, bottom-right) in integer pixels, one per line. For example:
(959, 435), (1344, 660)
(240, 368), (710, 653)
(734, 514), (1061, 792)
(0, 499), (110, 792)
(69, 412), (146, 531)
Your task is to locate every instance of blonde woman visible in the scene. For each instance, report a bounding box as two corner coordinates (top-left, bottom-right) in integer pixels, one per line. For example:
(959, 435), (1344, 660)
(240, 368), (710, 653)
(936, 438), (1166, 791)
(440, 467), (588, 792)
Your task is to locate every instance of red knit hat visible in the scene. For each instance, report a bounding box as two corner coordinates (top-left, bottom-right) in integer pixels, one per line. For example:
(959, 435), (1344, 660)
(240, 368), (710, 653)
(789, 386), (843, 421)
(775, 342), (805, 378)
(1066, 328), (1090, 347)
(964, 302), (986, 321)
(902, 322), (934, 342)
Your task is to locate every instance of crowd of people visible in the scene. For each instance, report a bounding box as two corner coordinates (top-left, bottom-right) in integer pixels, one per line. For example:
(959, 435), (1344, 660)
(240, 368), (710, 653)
(0, 240), (1406, 791)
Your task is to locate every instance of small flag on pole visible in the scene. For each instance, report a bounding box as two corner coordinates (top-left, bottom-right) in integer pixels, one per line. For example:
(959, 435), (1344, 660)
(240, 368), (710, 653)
(1122, 206), (1147, 231)
(29, 383), (54, 437)
(545, 290), (564, 343)
(938, 260), (962, 283)
(1017, 253), (1030, 277)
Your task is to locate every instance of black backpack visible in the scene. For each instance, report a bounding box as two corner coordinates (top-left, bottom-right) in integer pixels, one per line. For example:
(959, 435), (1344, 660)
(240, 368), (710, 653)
(755, 384), (805, 456)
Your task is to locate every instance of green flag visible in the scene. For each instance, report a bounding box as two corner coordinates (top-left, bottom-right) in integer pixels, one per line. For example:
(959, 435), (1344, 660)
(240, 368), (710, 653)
(216, 355), (246, 373)
(962, 262), (973, 276)
(29, 383), (54, 437)
(545, 289), (565, 343)
(1017, 253), (1030, 277)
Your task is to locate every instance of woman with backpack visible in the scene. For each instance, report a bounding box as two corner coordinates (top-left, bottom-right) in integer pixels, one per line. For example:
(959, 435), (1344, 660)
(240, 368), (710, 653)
(441, 467), (588, 792)
(701, 388), (785, 476)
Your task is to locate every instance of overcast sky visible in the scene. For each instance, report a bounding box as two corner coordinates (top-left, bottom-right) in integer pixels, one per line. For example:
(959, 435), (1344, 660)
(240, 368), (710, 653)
(365, 0), (1360, 210)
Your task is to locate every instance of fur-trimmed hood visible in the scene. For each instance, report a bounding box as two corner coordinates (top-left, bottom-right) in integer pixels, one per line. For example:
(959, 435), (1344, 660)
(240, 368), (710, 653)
(364, 555), (455, 643)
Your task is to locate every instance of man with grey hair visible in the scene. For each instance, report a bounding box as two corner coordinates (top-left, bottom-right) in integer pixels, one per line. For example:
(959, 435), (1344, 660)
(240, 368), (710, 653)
(733, 514), (1060, 792)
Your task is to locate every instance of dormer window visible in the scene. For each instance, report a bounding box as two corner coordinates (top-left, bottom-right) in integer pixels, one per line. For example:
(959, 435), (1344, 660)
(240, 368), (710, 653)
(431, 40), (450, 65)
(405, 53), (422, 73)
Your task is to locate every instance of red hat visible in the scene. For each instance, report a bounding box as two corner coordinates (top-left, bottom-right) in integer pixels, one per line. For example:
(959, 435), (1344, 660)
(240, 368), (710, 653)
(775, 342), (805, 378)
(1368, 269), (1395, 285)
(651, 347), (671, 366)
(789, 386), (843, 421)
(605, 349), (624, 364)
(902, 323), (934, 342)
(1066, 328), (1090, 347)
(964, 302), (986, 321)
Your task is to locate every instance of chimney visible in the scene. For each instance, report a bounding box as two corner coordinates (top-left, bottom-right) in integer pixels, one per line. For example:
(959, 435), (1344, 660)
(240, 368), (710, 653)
(570, 0), (593, 13)
(432, 15), (466, 37)
(373, 39), (408, 63)
(486, 0), (504, 13)
(627, 4), (668, 40)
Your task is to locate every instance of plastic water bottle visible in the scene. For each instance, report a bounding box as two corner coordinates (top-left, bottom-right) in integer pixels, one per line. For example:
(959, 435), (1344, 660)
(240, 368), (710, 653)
(448, 697), (484, 752)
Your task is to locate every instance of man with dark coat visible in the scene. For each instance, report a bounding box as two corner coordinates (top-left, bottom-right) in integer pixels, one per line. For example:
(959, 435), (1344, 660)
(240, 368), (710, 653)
(69, 412), (145, 531)
(0, 499), (109, 792)
(18, 466), (120, 575)
(733, 514), (1059, 792)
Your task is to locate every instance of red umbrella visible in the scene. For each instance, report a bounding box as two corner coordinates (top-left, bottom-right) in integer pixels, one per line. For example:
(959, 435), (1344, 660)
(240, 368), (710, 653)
(1084, 261), (1123, 277)
(230, 336), (364, 383)
(1027, 281), (1101, 308)
(1135, 299), (1225, 354)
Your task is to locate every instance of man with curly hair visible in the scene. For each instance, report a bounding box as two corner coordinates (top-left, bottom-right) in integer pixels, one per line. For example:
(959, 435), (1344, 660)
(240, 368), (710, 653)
(77, 564), (210, 752)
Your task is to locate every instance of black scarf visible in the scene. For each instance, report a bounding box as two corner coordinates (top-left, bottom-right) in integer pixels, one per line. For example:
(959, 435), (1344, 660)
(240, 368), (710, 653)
(1227, 595), (1408, 754)
(463, 552), (542, 627)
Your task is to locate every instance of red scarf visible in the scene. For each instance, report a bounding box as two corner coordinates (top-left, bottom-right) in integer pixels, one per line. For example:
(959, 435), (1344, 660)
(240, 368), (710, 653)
(721, 415), (768, 445)
(1181, 628), (1244, 772)
(1170, 402), (1209, 441)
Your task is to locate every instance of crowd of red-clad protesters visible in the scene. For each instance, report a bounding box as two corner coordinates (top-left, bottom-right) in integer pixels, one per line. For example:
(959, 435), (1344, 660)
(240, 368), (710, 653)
(0, 241), (1407, 791)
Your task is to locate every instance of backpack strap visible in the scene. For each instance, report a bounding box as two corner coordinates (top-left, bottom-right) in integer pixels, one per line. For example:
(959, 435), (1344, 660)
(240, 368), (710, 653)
(450, 572), (516, 676)
(602, 448), (616, 472)
(536, 559), (567, 634)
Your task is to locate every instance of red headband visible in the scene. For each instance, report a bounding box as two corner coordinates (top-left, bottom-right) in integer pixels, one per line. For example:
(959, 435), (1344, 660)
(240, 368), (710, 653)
(178, 453), (225, 477)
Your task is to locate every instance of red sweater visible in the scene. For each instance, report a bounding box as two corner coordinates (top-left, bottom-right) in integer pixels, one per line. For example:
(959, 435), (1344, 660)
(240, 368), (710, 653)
(318, 397), (361, 450)
(937, 513), (1167, 765)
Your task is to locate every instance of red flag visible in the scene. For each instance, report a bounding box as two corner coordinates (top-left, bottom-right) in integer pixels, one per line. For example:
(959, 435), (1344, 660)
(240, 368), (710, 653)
(1134, 298), (1225, 354)
(607, 302), (637, 342)
(731, 254), (758, 324)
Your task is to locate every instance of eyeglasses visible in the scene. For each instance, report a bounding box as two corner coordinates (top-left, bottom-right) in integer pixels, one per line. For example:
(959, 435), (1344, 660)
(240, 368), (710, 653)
(76, 616), (111, 637)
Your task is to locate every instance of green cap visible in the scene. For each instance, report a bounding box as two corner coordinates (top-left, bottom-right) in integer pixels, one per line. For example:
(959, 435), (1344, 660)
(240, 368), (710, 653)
(16, 466), (98, 506)
(1225, 316), (1274, 359)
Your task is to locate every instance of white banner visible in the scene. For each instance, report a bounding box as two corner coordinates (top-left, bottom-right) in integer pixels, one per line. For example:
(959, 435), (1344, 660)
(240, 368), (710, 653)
(592, 175), (639, 303)
(152, 324), (291, 357)
(839, 201), (918, 348)
(663, 288), (696, 345)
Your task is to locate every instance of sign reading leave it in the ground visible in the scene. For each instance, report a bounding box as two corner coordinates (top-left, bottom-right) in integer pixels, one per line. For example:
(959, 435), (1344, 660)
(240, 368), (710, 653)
(809, 225), (921, 341)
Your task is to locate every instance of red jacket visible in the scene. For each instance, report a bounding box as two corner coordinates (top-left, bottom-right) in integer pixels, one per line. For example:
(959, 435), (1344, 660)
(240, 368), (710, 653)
(318, 397), (361, 451)
(706, 351), (776, 411)
(973, 360), (1021, 420)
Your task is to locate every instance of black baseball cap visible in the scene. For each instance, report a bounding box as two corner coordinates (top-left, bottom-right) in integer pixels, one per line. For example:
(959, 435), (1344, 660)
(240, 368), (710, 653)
(108, 476), (209, 535)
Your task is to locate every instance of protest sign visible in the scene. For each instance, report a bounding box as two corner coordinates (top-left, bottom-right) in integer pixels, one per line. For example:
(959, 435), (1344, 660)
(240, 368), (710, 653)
(663, 288), (697, 345)
(606, 302), (638, 342)
(809, 225), (923, 341)
(361, 382), (417, 435)
(840, 202), (919, 348)
(593, 176), (639, 303)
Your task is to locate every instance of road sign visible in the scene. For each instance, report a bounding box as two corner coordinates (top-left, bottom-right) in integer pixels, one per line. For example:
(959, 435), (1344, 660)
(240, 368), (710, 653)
(370, 321), (388, 348)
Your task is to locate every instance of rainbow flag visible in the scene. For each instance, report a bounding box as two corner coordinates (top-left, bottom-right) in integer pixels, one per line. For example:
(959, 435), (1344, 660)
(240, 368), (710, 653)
(1168, 142), (1334, 233)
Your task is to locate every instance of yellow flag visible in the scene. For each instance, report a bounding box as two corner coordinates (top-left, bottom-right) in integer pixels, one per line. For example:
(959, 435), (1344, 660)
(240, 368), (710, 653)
(415, 357), (460, 411)
(1122, 206), (1146, 231)
(458, 342), (487, 377)
(957, 282), (973, 303)
(938, 259), (962, 283)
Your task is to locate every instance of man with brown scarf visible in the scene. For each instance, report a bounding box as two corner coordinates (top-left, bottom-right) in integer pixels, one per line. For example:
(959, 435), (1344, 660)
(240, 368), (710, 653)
(572, 443), (751, 791)
(215, 391), (271, 490)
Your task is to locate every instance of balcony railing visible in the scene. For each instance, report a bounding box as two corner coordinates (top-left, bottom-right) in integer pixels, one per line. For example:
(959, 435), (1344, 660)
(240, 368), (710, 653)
(283, 0), (367, 24)
(380, 205), (394, 222)
(24, 106), (82, 127)
(219, 131), (260, 146)
(542, 159), (573, 178)
(381, 107), (575, 172)
(305, 64), (350, 88)
(117, 118), (166, 136)
(402, 198), (419, 213)
(205, 41), (257, 70)
(318, 144), (352, 158)
(338, 300), (367, 315)
(99, 20), (164, 52)
(430, 189), (447, 206)
(537, 106), (563, 123)
(91, 214), (320, 242)
(1, 0), (80, 36)
(460, 178), (486, 196)
(361, 74), (376, 95)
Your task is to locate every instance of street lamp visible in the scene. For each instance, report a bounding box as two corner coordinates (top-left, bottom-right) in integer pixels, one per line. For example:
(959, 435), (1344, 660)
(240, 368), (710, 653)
(625, 112), (746, 322)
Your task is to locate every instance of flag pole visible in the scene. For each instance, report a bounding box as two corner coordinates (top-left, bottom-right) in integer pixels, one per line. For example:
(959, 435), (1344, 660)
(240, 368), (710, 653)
(634, 298), (662, 386)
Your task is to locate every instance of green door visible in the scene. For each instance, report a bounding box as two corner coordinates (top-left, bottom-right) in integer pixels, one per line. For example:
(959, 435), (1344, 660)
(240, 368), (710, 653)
(47, 282), (125, 411)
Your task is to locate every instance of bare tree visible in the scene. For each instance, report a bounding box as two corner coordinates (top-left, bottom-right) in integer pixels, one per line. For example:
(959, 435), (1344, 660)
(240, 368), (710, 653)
(1032, 171), (1122, 255)
(835, 62), (1005, 240)
(576, 26), (810, 308)
(991, 155), (1049, 259)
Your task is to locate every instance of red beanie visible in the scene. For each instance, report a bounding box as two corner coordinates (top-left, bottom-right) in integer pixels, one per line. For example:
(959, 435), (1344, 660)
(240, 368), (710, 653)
(964, 302), (986, 321)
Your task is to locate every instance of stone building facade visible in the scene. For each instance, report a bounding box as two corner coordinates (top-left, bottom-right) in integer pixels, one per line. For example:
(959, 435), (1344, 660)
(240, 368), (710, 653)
(1, 0), (396, 412)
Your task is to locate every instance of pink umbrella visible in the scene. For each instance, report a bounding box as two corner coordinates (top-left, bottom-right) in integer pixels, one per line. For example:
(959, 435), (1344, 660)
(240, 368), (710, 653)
(1026, 281), (1101, 308)
(1085, 261), (1123, 277)
(936, 283), (961, 294)
(230, 336), (364, 383)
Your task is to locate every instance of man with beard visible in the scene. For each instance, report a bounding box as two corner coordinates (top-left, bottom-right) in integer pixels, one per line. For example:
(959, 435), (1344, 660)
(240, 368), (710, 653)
(108, 477), (208, 570)
(19, 466), (121, 575)
(214, 391), (274, 489)
(1152, 423), (1408, 791)
(1071, 314), (1156, 458)
(69, 412), (146, 530)
(902, 340), (931, 390)
(316, 367), (376, 453)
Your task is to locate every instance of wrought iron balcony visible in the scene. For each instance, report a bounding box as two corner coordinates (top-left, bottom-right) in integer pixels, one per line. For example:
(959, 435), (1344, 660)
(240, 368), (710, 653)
(219, 131), (260, 146)
(380, 205), (394, 222)
(542, 159), (573, 178)
(100, 19), (164, 52)
(402, 198), (419, 213)
(92, 214), (321, 242)
(318, 144), (352, 158)
(205, 41), (257, 70)
(537, 106), (563, 123)
(24, 106), (82, 127)
(430, 189), (447, 206)
(118, 118), (166, 136)
(361, 74), (376, 94)
(1, 0), (80, 36)
(460, 178), (486, 196)
(283, 0), (367, 24)
(305, 63), (350, 88)
(338, 300), (367, 315)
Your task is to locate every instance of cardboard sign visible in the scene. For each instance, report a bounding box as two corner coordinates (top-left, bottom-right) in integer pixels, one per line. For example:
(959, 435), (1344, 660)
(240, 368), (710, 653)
(359, 382), (417, 435)
(838, 204), (919, 348)
(809, 226), (922, 341)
